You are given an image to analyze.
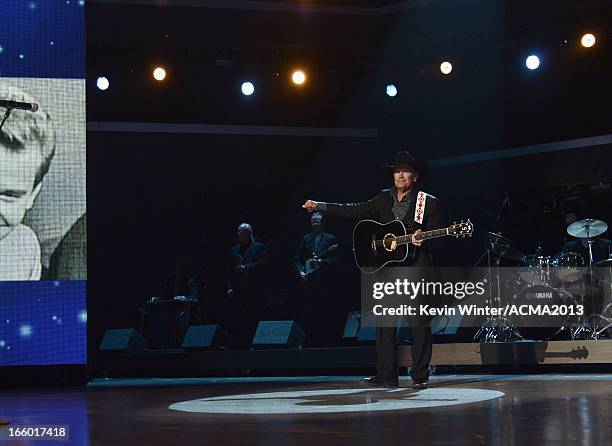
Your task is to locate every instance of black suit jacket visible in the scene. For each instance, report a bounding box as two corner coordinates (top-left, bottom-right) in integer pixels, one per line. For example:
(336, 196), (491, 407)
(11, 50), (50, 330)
(294, 232), (339, 274)
(227, 241), (268, 291)
(323, 189), (445, 264)
(47, 213), (87, 280)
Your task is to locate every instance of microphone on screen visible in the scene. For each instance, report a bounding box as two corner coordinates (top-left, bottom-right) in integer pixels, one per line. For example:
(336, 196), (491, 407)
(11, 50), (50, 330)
(0, 99), (39, 112)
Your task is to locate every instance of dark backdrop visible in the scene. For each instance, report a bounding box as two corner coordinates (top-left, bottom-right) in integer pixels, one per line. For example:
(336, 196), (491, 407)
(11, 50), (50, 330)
(86, 0), (612, 362)
(87, 132), (611, 356)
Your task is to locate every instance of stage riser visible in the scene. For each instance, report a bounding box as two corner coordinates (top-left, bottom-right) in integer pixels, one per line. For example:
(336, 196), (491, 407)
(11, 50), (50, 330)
(404, 340), (608, 366)
(95, 340), (612, 376)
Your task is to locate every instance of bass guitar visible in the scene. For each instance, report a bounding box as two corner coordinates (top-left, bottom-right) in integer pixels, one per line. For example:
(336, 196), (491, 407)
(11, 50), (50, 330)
(304, 243), (339, 275)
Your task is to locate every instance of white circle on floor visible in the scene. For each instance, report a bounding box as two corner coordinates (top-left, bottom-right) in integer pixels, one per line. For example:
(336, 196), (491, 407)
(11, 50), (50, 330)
(169, 387), (504, 414)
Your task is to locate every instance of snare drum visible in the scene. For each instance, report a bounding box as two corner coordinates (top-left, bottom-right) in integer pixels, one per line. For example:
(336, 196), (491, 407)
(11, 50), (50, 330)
(551, 251), (584, 283)
(519, 255), (551, 286)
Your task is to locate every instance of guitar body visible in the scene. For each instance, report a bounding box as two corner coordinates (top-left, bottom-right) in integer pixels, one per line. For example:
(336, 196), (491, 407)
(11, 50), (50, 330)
(302, 243), (339, 277)
(352, 220), (416, 274)
(353, 218), (474, 274)
(304, 258), (318, 275)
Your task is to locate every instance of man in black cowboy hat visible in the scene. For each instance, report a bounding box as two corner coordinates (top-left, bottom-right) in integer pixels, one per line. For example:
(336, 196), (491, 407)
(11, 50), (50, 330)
(302, 151), (444, 389)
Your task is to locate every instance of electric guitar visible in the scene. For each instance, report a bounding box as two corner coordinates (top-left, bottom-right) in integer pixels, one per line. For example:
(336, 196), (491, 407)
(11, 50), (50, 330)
(304, 243), (339, 275)
(352, 219), (474, 273)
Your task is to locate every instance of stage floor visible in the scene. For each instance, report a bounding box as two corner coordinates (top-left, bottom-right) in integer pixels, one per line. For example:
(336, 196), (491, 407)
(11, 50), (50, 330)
(2, 374), (612, 445)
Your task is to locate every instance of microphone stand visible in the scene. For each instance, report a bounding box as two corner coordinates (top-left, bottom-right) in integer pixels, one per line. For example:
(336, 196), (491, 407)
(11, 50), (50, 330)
(472, 191), (510, 269)
(492, 191), (510, 234)
(0, 107), (13, 131)
(574, 224), (596, 339)
(473, 191), (518, 343)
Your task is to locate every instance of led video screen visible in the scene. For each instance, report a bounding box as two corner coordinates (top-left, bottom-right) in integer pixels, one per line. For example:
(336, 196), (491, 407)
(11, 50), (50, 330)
(0, 0), (86, 366)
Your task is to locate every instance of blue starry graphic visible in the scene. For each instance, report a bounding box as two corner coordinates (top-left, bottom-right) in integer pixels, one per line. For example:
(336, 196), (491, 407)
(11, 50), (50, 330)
(0, 0), (85, 78)
(0, 281), (87, 366)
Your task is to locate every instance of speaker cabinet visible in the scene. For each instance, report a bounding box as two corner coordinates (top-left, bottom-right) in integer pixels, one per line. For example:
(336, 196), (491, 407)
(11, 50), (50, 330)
(252, 320), (305, 349)
(181, 324), (232, 350)
(99, 329), (147, 353)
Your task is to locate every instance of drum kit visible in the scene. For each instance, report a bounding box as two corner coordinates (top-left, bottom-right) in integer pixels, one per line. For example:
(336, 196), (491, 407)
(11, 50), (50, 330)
(474, 218), (612, 342)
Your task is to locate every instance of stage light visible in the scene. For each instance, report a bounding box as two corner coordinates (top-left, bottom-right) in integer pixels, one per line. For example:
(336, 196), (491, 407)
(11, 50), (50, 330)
(96, 76), (110, 91)
(241, 81), (255, 96)
(153, 67), (167, 81)
(525, 55), (540, 70)
(292, 70), (306, 85)
(386, 84), (398, 97)
(581, 33), (596, 48)
(440, 61), (453, 75)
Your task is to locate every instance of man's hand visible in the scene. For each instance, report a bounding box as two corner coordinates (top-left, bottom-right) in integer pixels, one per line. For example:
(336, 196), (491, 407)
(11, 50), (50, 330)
(411, 229), (424, 247)
(227, 288), (233, 297)
(149, 296), (159, 303)
(302, 200), (319, 213)
(174, 295), (187, 302)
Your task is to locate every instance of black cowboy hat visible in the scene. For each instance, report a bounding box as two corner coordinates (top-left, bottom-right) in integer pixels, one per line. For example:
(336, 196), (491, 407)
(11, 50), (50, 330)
(385, 151), (429, 180)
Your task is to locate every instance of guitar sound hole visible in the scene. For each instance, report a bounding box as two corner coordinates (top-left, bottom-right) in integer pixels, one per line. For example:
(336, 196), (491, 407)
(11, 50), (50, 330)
(383, 235), (396, 251)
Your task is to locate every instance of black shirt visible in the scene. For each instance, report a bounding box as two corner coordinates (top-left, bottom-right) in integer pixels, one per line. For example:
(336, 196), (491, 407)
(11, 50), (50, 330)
(391, 187), (416, 221)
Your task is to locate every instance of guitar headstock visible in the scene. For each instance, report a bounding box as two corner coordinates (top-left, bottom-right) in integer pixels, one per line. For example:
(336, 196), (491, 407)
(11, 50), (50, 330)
(449, 219), (474, 238)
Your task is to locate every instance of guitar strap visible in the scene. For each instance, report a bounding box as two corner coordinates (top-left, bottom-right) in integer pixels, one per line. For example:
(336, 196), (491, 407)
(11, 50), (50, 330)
(237, 239), (255, 266)
(414, 191), (427, 224)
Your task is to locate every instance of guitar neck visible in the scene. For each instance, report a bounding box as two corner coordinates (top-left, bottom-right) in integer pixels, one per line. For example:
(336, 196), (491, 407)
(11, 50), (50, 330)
(314, 244), (338, 259)
(396, 227), (449, 245)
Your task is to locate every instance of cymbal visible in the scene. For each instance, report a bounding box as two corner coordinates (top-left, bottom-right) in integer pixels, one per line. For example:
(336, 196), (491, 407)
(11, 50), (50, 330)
(567, 219), (608, 239)
(595, 258), (612, 267)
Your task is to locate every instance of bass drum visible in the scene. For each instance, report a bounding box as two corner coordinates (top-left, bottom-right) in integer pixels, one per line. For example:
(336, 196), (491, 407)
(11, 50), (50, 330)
(511, 285), (577, 340)
(551, 251), (585, 283)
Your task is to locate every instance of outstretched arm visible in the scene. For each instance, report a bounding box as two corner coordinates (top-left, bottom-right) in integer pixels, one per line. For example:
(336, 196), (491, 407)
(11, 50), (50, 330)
(302, 194), (381, 220)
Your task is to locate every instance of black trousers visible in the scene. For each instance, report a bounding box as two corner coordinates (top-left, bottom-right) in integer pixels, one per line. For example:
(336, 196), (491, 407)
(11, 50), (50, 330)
(374, 251), (434, 382)
(375, 320), (432, 382)
(298, 270), (337, 347)
(227, 294), (260, 349)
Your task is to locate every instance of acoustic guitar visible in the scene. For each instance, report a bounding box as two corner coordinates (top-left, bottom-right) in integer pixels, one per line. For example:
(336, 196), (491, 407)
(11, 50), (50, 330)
(352, 219), (474, 273)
